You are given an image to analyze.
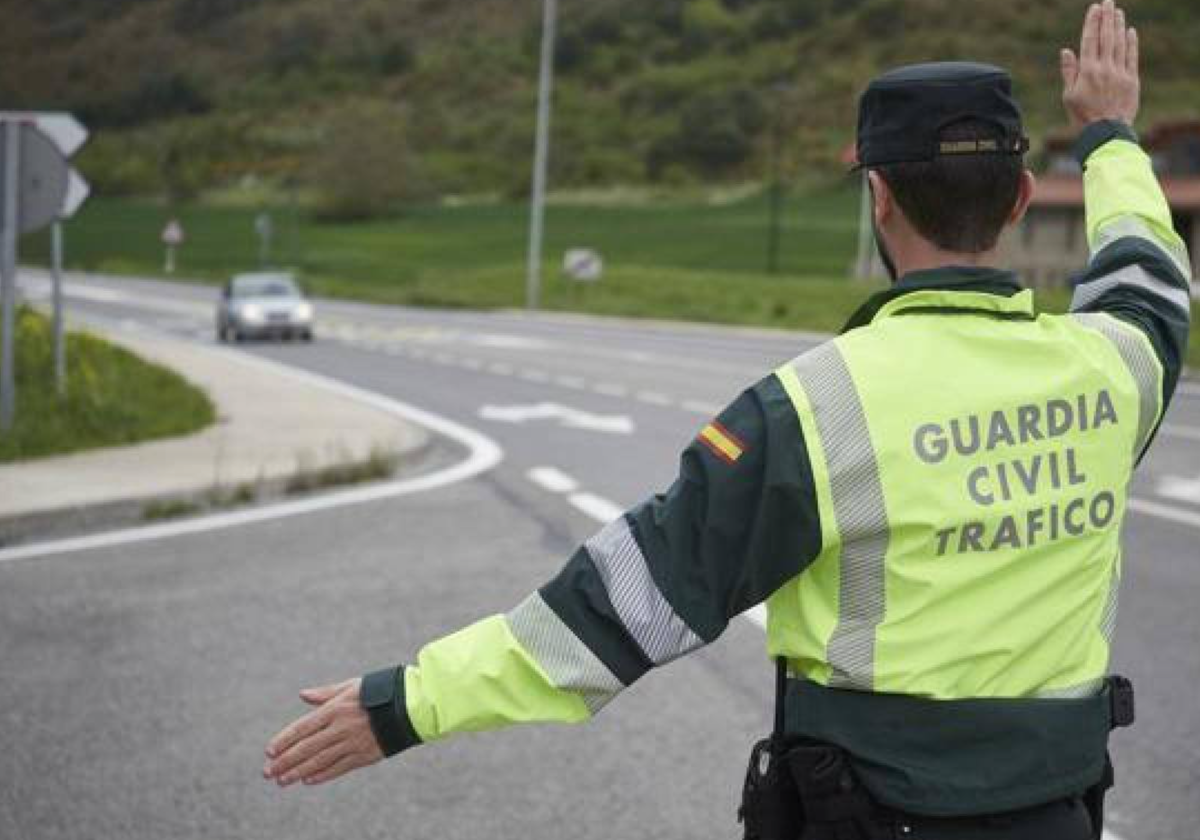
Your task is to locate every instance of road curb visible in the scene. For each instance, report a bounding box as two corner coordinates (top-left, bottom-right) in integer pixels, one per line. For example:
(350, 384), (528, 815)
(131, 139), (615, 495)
(0, 319), (433, 547)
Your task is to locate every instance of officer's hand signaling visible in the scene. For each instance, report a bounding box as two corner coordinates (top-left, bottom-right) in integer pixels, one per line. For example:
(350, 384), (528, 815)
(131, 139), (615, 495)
(1061, 0), (1140, 131)
(262, 678), (384, 788)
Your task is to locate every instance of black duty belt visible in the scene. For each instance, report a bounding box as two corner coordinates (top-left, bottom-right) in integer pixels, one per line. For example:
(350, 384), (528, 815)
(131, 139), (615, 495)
(738, 660), (1135, 840)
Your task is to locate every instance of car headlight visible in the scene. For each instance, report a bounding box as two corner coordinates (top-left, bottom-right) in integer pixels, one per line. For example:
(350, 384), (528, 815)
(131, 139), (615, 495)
(294, 302), (314, 322)
(239, 303), (265, 323)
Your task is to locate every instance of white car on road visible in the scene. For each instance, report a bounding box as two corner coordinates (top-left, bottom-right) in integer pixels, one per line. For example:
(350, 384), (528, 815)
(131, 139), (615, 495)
(217, 272), (314, 342)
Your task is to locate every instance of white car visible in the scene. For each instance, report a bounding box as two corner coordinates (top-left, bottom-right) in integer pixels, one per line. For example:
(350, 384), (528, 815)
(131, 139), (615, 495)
(217, 272), (314, 342)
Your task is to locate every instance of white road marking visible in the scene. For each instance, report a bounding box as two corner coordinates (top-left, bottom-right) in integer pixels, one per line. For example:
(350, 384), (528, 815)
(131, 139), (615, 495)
(470, 334), (550, 351)
(1128, 497), (1200, 529)
(480, 403), (635, 435)
(568, 492), (626, 523)
(488, 362), (515, 376)
(0, 347), (504, 565)
(519, 368), (550, 382)
(1159, 423), (1200, 442)
(461, 358), (484, 370)
(593, 382), (629, 398)
(527, 467), (580, 494)
(1156, 474), (1200, 505)
(636, 391), (672, 406)
(555, 375), (587, 390)
(681, 399), (722, 416)
(432, 352), (455, 365)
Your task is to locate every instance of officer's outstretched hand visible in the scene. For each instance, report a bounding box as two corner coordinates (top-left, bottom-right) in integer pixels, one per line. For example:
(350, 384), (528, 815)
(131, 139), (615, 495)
(262, 678), (384, 788)
(1061, 0), (1140, 130)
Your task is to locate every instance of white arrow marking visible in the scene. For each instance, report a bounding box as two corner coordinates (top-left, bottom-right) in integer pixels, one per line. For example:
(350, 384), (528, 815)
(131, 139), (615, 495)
(1156, 474), (1200, 506)
(479, 402), (634, 435)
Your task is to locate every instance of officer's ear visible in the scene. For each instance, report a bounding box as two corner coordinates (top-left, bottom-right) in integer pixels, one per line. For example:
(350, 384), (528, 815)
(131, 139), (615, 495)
(1007, 169), (1037, 227)
(867, 170), (893, 227)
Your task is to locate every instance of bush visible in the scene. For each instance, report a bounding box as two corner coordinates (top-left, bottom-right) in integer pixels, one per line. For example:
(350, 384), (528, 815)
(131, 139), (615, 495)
(310, 104), (430, 220)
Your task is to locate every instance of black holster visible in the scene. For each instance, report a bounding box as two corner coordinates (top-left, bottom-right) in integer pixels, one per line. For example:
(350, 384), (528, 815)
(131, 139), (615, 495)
(739, 659), (802, 840)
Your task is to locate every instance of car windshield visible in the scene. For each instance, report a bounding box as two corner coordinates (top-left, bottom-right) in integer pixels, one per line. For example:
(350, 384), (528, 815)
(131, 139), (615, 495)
(232, 275), (299, 299)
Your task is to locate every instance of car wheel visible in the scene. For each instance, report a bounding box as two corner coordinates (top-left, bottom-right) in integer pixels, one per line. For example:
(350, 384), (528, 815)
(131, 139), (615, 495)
(302, 329), (314, 342)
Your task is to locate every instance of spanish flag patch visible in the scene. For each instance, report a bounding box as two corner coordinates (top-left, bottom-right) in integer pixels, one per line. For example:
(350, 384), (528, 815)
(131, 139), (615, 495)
(698, 421), (746, 464)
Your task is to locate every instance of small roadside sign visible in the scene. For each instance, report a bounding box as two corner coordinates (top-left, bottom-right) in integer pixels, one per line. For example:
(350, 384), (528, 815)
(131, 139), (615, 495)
(162, 218), (185, 274)
(563, 248), (603, 282)
(162, 219), (185, 246)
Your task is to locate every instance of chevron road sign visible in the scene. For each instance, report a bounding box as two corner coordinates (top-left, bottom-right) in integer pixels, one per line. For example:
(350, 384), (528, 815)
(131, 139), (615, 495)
(0, 112), (92, 428)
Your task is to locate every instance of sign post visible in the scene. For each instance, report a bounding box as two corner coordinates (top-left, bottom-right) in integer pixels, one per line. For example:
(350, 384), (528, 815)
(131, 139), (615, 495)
(51, 222), (65, 395)
(0, 112), (90, 430)
(525, 0), (557, 311)
(255, 212), (273, 267)
(51, 169), (90, 398)
(162, 219), (185, 274)
(0, 121), (19, 431)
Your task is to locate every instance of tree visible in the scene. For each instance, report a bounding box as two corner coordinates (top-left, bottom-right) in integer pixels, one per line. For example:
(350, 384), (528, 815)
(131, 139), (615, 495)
(310, 104), (427, 221)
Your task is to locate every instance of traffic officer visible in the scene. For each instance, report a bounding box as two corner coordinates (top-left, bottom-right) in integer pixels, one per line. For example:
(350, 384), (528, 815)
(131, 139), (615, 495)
(264, 3), (1191, 837)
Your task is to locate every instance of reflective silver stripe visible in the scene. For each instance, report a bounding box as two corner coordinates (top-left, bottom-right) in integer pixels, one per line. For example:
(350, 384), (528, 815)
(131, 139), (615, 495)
(1072, 313), (1162, 456)
(789, 343), (889, 691)
(1094, 214), (1192, 280)
(585, 516), (703, 665)
(1099, 558), (1121, 645)
(1071, 264), (1193, 315)
(506, 592), (624, 713)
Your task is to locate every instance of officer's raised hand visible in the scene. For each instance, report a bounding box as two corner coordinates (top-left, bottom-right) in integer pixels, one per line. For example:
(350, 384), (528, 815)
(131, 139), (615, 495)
(262, 678), (383, 787)
(1060, 0), (1139, 129)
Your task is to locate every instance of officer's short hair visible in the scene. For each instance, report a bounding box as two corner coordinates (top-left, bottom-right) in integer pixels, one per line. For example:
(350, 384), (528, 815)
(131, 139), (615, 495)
(876, 120), (1024, 254)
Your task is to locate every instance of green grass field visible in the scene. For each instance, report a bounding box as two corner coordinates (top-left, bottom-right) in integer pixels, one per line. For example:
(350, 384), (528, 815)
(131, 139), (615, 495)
(23, 190), (1198, 367)
(0, 308), (215, 463)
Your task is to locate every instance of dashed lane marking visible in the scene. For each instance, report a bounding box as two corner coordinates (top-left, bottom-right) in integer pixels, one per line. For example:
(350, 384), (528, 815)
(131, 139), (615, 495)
(1160, 423), (1200, 442)
(636, 391), (672, 406)
(593, 382), (629, 398)
(1127, 497), (1200, 529)
(555, 375), (587, 390)
(527, 467), (580, 494)
(681, 399), (722, 416)
(567, 491), (626, 524)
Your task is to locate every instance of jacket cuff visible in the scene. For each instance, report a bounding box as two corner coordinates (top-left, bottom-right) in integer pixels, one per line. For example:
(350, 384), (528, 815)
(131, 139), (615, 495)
(1073, 120), (1139, 168)
(360, 666), (423, 757)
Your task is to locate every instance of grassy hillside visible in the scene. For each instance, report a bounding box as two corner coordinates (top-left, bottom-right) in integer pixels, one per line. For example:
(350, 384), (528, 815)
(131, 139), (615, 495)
(6, 0), (1200, 203)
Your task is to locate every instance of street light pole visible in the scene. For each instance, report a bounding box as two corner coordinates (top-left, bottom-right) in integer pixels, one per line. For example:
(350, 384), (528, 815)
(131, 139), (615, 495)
(766, 83), (792, 275)
(767, 116), (783, 274)
(1, 120), (20, 431)
(526, 0), (557, 311)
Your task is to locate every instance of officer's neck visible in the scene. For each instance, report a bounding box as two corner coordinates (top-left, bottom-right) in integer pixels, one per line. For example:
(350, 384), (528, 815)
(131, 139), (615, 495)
(886, 227), (1000, 283)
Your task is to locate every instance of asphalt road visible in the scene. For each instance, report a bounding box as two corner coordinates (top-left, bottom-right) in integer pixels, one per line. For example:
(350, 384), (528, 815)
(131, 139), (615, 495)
(3, 273), (1198, 840)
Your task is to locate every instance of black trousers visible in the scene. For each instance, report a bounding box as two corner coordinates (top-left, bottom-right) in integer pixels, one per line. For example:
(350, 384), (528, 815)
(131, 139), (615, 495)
(799, 797), (1094, 840)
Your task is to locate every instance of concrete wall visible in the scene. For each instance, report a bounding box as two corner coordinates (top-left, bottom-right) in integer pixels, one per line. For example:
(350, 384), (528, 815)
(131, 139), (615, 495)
(1005, 207), (1200, 289)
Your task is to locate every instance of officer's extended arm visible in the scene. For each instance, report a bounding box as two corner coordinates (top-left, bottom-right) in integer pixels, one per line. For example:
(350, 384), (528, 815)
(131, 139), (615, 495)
(366, 376), (821, 758)
(1062, 2), (1192, 441)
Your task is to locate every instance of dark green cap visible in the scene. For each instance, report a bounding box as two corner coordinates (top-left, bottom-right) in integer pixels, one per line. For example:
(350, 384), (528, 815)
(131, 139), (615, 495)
(855, 62), (1028, 168)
